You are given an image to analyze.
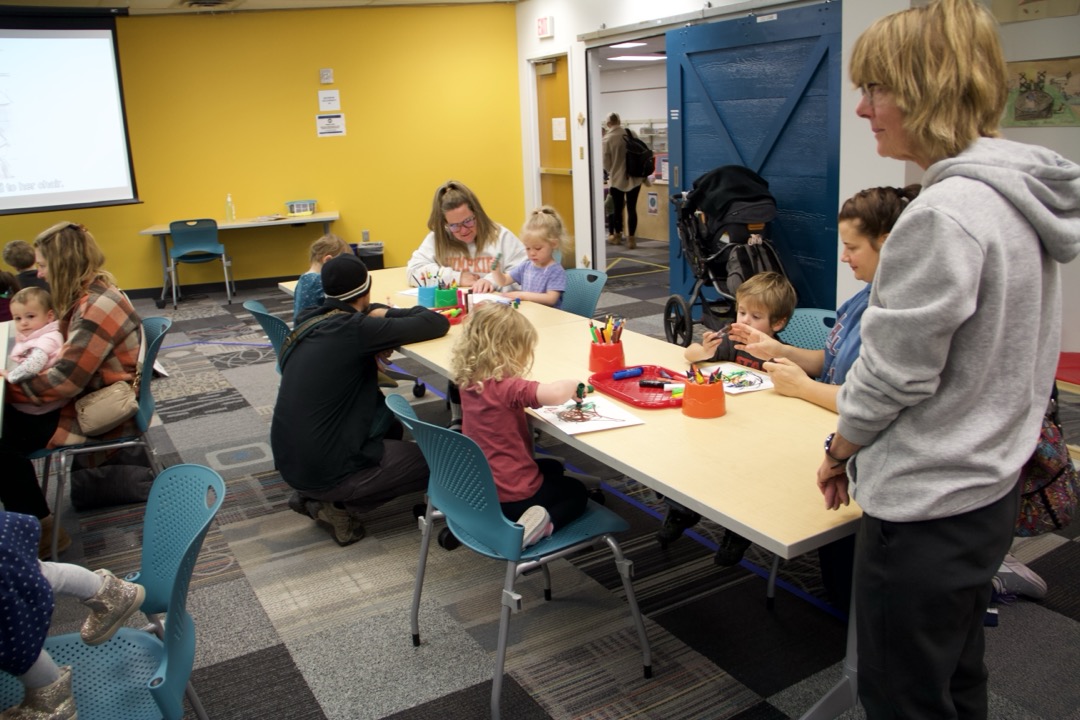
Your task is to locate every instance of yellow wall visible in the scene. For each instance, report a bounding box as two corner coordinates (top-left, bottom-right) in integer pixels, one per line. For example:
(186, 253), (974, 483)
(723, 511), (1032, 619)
(1, 6), (524, 290)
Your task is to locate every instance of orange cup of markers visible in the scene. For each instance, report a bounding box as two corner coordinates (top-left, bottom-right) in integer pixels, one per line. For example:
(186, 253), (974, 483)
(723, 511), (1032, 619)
(589, 341), (625, 374)
(681, 380), (726, 419)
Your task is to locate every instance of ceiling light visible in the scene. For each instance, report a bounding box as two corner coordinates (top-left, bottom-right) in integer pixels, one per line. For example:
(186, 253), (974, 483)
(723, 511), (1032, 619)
(609, 42), (646, 49)
(608, 55), (667, 62)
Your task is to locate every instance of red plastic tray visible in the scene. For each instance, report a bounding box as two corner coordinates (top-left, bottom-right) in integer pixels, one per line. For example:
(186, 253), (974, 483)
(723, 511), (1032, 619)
(589, 365), (685, 408)
(430, 305), (466, 325)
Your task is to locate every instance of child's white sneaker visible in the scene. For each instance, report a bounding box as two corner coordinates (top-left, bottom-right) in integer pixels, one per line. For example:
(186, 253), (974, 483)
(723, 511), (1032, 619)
(517, 506), (554, 549)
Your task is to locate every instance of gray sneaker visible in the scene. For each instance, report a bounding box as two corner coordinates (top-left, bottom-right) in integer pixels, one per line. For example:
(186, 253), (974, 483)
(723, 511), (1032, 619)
(316, 504), (366, 547)
(81, 569), (146, 646)
(992, 554), (1047, 600)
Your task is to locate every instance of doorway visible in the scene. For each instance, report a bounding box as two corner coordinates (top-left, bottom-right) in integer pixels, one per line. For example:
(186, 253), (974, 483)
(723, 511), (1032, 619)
(534, 55), (575, 267)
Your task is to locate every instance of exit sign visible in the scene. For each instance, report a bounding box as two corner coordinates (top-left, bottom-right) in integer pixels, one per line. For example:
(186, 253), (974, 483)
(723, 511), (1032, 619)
(537, 16), (554, 39)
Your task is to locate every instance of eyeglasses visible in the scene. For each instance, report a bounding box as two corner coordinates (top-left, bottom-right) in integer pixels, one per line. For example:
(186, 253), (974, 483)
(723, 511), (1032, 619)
(859, 83), (886, 108)
(446, 215), (477, 233)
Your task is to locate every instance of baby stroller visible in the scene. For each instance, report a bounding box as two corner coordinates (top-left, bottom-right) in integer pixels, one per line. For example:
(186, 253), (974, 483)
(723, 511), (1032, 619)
(664, 165), (785, 346)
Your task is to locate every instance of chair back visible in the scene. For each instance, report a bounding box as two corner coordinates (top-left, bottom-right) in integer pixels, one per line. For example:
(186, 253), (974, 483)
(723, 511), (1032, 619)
(135, 316), (172, 432)
(386, 394), (525, 560)
(562, 268), (608, 318)
(243, 299), (291, 360)
(782, 308), (836, 351)
(168, 219), (224, 260)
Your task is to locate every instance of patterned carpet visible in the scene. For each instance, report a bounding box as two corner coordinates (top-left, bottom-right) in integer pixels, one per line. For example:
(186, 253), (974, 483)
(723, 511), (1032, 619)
(39, 248), (1080, 719)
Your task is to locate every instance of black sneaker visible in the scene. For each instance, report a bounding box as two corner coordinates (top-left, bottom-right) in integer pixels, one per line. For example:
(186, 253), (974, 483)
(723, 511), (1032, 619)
(287, 491), (320, 519)
(315, 504), (366, 547)
(714, 530), (752, 566)
(656, 507), (701, 546)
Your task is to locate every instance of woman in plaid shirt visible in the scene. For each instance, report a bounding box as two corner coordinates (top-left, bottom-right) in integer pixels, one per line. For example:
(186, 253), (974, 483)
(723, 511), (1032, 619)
(1, 222), (141, 557)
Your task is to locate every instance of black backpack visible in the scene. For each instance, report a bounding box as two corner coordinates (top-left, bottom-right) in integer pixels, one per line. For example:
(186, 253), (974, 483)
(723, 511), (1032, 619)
(624, 129), (655, 178)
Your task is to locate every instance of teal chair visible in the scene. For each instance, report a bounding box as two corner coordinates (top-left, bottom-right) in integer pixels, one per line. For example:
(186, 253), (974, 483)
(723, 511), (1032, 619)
(243, 299), (290, 372)
(562, 268), (608, 318)
(31, 316), (172, 560)
(167, 219), (233, 308)
(782, 308), (836, 351)
(0, 464), (225, 720)
(385, 394), (652, 720)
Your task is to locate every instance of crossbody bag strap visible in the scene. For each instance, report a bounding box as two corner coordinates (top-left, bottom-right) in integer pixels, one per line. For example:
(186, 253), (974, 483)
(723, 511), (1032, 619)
(279, 309), (347, 370)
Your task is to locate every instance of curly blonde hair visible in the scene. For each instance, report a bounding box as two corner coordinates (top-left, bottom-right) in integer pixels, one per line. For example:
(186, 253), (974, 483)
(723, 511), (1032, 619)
(308, 233), (351, 264)
(450, 302), (537, 392)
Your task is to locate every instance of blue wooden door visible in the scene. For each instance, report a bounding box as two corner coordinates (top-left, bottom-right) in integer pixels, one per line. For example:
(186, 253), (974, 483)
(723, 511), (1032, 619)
(666, 2), (842, 310)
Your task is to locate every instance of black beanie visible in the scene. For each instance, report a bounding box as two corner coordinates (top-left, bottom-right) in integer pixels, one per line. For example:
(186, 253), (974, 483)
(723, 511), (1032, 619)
(322, 254), (371, 302)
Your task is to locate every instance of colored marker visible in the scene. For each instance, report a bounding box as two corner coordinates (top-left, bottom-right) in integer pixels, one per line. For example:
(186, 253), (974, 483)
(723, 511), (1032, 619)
(612, 367), (644, 380)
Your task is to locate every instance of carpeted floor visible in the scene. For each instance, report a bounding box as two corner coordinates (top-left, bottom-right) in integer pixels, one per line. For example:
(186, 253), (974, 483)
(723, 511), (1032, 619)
(40, 244), (1080, 719)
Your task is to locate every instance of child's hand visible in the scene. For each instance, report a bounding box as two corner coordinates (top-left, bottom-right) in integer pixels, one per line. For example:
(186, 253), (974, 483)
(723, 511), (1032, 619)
(472, 278), (495, 293)
(702, 327), (727, 351)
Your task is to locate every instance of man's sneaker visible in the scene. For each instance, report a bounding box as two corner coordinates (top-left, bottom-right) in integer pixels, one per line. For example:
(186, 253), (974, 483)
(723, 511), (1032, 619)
(287, 491), (321, 519)
(714, 530), (752, 567)
(316, 504), (366, 547)
(1, 664), (76, 719)
(81, 569), (146, 646)
(992, 554), (1047, 600)
(656, 507), (701, 547)
(517, 506), (553, 549)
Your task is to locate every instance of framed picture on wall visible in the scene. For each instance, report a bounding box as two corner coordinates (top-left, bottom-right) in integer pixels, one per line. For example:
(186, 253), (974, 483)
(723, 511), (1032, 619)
(1001, 56), (1080, 127)
(991, 0), (1080, 24)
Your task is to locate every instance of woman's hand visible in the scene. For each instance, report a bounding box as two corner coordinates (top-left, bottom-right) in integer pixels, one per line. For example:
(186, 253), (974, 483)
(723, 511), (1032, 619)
(460, 271), (482, 288)
(816, 457), (850, 510)
(764, 358), (811, 398)
(728, 322), (782, 360)
(471, 277), (495, 293)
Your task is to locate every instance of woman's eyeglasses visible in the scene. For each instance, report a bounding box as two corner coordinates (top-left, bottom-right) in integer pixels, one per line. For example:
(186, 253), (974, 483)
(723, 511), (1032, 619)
(446, 216), (477, 233)
(860, 83), (886, 108)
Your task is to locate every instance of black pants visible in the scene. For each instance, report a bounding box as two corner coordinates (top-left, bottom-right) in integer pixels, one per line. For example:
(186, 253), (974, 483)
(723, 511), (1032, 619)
(500, 458), (588, 531)
(855, 486), (1018, 720)
(0, 406), (60, 518)
(609, 185), (642, 236)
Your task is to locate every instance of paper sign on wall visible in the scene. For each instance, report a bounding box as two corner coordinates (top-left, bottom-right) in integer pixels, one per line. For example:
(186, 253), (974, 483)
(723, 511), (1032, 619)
(316, 114), (346, 136)
(318, 90), (341, 112)
(552, 117), (567, 141)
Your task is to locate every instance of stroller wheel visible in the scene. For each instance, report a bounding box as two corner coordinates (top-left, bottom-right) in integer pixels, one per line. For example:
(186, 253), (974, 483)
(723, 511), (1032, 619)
(664, 295), (694, 347)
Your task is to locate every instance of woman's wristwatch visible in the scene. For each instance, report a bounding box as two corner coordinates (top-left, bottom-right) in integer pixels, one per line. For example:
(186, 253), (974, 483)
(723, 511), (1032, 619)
(824, 432), (851, 466)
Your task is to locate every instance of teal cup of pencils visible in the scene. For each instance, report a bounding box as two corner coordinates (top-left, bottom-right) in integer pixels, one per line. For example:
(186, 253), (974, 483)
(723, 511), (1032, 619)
(417, 286), (437, 308)
(682, 379), (726, 419)
(589, 341), (625, 374)
(434, 288), (458, 308)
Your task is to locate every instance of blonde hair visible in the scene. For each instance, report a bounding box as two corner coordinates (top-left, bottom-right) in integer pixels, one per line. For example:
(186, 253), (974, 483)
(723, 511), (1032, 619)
(308, 233), (351, 264)
(521, 205), (567, 251)
(850, 0), (1006, 164)
(427, 180), (500, 262)
(735, 272), (797, 328)
(450, 302), (537, 392)
(11, 286), (54, 314)
(33, 221), (115, 317)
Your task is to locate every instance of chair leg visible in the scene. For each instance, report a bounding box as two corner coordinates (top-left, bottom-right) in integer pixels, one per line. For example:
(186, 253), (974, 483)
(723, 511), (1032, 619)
(186, 681), (210, 720)
(410, 500), (437, 646)
(491, 562), (521, 720)
(50, 451), (70, 562)
(222, 255), (233, 304)
(169, 259), (179, 309)
(38, 454), (53, 504)
(541, 563), (553, 601)
(603, 535), (653, 678)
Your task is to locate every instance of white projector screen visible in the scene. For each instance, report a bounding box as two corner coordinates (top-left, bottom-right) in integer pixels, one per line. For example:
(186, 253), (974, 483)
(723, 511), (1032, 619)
(0, 18), (138, 216)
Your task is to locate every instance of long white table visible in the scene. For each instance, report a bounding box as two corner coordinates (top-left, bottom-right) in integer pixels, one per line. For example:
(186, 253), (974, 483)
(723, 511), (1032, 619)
(277, 267), (861, 718)
(140, 211), (340, 307)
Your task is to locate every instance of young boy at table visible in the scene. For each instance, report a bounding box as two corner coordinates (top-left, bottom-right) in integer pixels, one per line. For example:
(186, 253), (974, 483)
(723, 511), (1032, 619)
(450, 301), (589, 547)
(658, 271), (797, 565)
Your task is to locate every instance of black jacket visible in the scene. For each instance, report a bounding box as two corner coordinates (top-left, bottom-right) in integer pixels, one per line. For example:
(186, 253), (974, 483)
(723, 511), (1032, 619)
(270, 298), (449, 492)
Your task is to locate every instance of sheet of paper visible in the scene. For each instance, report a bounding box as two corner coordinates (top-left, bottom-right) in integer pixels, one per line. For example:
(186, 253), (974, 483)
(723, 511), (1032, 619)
(530, 394), (644, 435)
(397, 288), (419, 296)
(695, 362), (774, 394)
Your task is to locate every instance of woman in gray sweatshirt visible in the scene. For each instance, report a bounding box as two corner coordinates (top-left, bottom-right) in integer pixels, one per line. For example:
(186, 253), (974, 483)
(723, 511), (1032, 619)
(820, 1), (1080, 717)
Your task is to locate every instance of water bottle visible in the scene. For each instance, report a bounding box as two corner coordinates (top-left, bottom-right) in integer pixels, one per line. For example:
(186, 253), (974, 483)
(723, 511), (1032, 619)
(225, 193), (236, 222)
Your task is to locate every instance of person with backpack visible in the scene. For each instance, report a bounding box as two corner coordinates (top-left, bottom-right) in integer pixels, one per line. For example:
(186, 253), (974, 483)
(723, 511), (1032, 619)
(602, 112), (645, 249)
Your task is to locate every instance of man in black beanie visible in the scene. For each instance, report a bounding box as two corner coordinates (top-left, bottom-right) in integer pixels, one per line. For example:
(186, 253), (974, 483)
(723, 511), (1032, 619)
(271, 255), (450, 546)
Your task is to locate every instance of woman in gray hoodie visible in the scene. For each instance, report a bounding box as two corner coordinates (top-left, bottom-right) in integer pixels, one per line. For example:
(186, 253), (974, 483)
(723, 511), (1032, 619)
(819, 1), (1080, 716)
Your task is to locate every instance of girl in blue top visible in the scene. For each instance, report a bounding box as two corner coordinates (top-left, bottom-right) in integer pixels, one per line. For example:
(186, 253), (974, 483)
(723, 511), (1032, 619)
(472, 206), (568, 308)
(730, 185), (921, 409)
(293, 234), (351, 323)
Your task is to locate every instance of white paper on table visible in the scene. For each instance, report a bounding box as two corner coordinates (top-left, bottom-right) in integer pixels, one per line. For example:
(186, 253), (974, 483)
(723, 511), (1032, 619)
(397, 288), (419, 296)
(530, 395), (644, 435)
(695, 362), (774, 394)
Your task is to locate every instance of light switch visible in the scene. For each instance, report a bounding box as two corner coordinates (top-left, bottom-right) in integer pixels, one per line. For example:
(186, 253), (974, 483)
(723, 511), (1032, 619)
(319, 68), (334, 84)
